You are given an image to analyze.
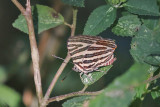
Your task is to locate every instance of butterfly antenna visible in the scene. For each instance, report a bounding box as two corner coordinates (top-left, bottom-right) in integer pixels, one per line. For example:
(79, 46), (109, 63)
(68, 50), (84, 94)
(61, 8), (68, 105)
(52, 55), (73, 64)
(61, 70), (73, 82)
(52, 54), (74, 82)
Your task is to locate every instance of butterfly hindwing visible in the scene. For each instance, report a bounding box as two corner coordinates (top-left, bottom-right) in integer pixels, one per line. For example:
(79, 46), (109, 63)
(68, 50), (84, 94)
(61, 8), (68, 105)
(67, 35), (117, 74)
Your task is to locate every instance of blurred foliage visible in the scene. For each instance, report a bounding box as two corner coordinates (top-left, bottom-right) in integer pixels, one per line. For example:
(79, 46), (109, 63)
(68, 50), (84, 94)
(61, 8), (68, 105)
(151, 90), (160, 99)
(0, 66), (7, 83)
(1, 0), (160, 107)
(0, 85), (21, 107)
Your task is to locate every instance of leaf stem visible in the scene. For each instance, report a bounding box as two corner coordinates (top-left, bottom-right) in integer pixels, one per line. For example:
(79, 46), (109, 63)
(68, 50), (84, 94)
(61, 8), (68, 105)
(41, 8), (78, 107)
(48, 91), (102, 103)
(81, 85), (88, 92)
(11, 0), (43, 105)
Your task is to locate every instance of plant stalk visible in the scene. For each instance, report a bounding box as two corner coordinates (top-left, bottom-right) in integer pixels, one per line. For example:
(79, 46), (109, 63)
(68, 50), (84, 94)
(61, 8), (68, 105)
(11, 0), (43, 105)
(41, 8), (78, 107)
(48, 91), (102, 103)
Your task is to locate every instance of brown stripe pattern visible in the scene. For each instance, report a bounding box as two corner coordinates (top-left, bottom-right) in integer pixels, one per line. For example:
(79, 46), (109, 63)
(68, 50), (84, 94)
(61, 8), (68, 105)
(67, 35), (117, 74)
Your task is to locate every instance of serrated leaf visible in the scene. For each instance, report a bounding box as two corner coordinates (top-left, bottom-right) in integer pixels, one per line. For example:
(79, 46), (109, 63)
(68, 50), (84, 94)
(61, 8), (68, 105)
(121, 11), (132, 16)
(62, 96), (91, 107)
(151, 90), (160, 99)
(81, 65), (112, 85)
(89, 63), (157, 107)
(83, 5), (116, 36)
(61, 0), (85, 7)
(144, 55), (160, 66)
(124, 0), (160, 16)
(130, 25), (160, 66)
(0, 85), (21, 107)
(13, 4), (64, 34)
(142, 17), (160, 31)
(112, 15), (141, 37)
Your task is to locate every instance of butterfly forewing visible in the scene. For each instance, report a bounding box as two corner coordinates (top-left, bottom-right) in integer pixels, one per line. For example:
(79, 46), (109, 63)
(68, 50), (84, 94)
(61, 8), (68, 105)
(67, 35), (117, 74)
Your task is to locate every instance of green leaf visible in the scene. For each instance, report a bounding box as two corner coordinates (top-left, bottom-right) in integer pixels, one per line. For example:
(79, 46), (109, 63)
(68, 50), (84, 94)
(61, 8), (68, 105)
(142, 17), (160, 31)
(81, 65), (112, 85)
(83, 5), (116, 36)
(151, 90), (160, 99)
(107, 0), (127, 5)
(62, 96), (91, 107)
(144, 55), (160, 66)
(124, 0), (160, 16)
(0, 66), (7, 83)
(112, 15), (141, 37)
(0, 85), (21, 107)
(13, 4), (64, 34)
(130, 25), (160, 66)
(134, 84), (148, 100)
(121, 11), (132, 16)
(134, 65), (158, 100)
(61, 0), (85, 7)
(89, 63), (156, 107)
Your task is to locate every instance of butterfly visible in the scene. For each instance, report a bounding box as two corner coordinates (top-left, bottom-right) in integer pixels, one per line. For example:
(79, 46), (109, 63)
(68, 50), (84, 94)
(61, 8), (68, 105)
(67, 35), (117, 76)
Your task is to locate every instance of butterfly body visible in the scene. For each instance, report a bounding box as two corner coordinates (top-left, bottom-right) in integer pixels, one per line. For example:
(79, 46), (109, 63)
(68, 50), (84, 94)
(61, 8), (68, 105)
(67, 35), (117, 74)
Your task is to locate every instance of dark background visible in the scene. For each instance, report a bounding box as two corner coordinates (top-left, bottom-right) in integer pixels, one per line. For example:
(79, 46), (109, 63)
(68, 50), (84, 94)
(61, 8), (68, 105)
(0, 0), (159, 107)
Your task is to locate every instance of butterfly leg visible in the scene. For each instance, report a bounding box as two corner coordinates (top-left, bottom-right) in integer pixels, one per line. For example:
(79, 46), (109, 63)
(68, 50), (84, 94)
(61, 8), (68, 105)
(93, 67), (105, 73)
(96, 69), (104, 72)
(86, 73), (93, 81)
(80, 72), (84, 79)
(80, 72), (90, 78)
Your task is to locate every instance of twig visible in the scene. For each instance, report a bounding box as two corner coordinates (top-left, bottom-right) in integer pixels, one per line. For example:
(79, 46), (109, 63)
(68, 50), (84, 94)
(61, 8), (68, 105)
(64, 22), (72, 28)
(144, 73), (160, 83)
(11, 0), (43, 105)
(64, 9), (77, 36)
(41, 8), (78, 107)
(41, 54), (71, 107)
(11, 0), (25, 13)
(48, 91), (102, 103)
(71, 9), (77, 36)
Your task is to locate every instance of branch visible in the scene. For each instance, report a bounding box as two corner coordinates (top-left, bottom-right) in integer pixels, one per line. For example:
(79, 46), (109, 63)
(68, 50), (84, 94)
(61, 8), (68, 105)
(11, 0), (25, 14)
(11, 0), (43, 105)
(48, 91), (102, 103)
(41, 8), (78, 107)
(144, 73), (160, 83)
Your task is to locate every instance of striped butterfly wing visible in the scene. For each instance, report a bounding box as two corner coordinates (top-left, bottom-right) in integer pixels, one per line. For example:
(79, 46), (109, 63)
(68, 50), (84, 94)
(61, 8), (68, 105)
(67, 36), (96, 73)
(82, 38), (117, 72)
(67, 35), (117, 74)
